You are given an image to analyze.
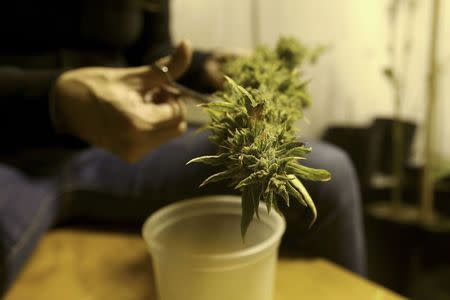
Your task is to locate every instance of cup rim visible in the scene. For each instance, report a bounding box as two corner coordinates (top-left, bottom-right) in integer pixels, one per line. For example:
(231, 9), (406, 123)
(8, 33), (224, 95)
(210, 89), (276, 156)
(142, 195), (286, 262)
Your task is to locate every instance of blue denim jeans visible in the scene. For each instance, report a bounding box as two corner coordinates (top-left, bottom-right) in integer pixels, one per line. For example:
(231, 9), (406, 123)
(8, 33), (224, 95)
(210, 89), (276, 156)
(0, 127), (366, 295)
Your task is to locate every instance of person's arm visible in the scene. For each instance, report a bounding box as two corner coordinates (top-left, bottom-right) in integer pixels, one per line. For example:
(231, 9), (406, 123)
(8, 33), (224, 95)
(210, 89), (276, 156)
(0, 67), (85, 152)
(126, 1), (214, 93)
(49, 42), (192, 163)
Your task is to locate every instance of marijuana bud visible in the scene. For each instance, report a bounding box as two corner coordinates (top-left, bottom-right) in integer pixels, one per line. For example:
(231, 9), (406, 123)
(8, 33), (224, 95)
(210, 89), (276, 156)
(188, 37), (330, 238)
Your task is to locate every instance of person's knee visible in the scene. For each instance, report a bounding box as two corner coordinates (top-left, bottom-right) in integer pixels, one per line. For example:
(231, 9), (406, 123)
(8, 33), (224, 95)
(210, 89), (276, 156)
(306, 141), (360, 212)
(283, 142), (366, 274)
(309, 142), (355, 178)
(0, 166), (58, 296)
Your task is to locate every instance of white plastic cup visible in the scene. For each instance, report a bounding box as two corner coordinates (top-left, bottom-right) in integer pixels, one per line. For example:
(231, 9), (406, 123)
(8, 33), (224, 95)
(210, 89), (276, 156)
(142, 195), (286, 300)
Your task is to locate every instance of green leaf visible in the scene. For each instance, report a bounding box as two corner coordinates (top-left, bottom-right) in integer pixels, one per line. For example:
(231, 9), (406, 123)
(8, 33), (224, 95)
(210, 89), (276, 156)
(224, 76), (257, 106)
(250, 184), (263, 219)
(199, 169), (234, 187)
(289, 175), (317, 227)
(239, 154), (259, 166)
(286, 178), (307, 207)
(241, 188), (255, 239)
(236, 174), (259, 190)
(286, 146), (312, 157)
(271, 196), (282, 214)
(186, 154), (227, 166)
(279, 156), (306, 165)
(265, 191), (274, 214)
(235, 170), (268, 190)
(277, 141), (304, 151)
(279, 185), (290, 207)
(287, 163), (331, 182)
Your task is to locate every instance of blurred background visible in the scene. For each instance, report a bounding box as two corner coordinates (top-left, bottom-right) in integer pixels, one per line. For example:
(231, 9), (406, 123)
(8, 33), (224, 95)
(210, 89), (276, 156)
(173, 0), (450, 298)
(173, 0), (450, 163)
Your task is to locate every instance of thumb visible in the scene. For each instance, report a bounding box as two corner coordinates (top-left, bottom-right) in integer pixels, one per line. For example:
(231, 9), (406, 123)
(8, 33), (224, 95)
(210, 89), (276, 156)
(156, 40), (193, 80)
(123, 41), (193, 90)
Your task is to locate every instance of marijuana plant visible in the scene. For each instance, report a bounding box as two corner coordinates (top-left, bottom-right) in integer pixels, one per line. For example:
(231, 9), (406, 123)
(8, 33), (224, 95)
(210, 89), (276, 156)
(188, 37), (330, 237)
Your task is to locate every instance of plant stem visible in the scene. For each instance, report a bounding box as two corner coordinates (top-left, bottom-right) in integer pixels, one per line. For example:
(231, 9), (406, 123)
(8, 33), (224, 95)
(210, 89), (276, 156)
(391, 89), (405, 212)
(386, 0), (402, 212)
(391, 0), (416, 213)
(420, 0), (441, 224)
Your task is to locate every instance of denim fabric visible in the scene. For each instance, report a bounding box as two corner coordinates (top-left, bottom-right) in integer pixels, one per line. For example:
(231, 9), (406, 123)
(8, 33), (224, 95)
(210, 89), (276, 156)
(0, 127), (366, 295)
(0, 166), (58, 295)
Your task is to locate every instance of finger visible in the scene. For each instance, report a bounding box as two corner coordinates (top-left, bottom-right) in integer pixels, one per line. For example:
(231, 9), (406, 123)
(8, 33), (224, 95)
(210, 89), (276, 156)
(204, 58), (226, 89)
(144, 86), (179, 104)
(149, 120), (188, 146)
(144, 98), (186, 129)
(121, 41), (193, 91)
(125, 121), (188, 163)
(156, 40), (193, 80)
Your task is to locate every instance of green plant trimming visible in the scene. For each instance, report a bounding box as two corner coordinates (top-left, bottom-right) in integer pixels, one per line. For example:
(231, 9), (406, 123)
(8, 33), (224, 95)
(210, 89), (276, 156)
(188, 37), (331, 238)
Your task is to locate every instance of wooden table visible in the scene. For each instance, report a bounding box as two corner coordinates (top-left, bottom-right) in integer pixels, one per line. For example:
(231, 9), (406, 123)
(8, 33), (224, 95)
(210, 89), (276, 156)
(5, 229), (406, 300)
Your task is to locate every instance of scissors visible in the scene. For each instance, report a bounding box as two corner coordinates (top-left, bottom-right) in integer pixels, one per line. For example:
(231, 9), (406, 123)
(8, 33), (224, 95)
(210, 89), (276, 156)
(153, 64), (216, 104)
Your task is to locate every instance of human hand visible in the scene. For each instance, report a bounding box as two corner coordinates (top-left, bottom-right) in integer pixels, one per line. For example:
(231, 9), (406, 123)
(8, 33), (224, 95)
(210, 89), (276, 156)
(51, 42), (192, 162)
(202, 48), (251, 90)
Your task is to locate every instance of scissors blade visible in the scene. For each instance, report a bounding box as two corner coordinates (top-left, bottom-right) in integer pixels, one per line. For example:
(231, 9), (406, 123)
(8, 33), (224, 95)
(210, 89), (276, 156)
(154, 64), (216, 104)
(168, 81), (215, 104)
